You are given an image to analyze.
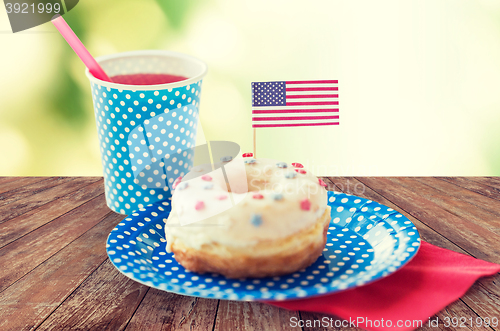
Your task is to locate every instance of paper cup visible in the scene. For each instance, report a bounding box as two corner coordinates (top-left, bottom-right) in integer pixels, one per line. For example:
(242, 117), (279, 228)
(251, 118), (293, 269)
(86, 50), (207, 214)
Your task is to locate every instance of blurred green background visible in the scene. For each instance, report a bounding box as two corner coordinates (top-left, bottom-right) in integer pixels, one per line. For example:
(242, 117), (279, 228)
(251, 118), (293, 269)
(1, 0), (500, 176)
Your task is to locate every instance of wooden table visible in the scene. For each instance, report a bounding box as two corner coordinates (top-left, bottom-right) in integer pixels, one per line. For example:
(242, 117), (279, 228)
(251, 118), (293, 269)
(0, 177), (499, 330)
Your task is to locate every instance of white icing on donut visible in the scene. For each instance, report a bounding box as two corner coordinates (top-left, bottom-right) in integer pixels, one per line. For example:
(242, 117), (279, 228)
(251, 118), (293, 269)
(165, 158), (328, 251)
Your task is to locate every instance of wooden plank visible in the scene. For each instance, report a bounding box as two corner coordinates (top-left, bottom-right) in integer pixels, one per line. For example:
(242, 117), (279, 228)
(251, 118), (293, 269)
(467, 177), (500, 191)
(0, 177), (48, 194)
(0, 193), (111, 293)
(437, 177), (500, 202)
(0, 177), (74, 210)
(213, 300), (301, 331)
(36, 260), (149, 331)
(417, 177), (500, 215)
(0, 211), (123, 331)
(0, 177), (19, 185)
(125, 289), (218, 331)
(0, 179), (104, 249)
(354, 177), (500, 263)
(0, 177), (99, 225)
(391, 177), (500, 235)
(328, 177), (367, 196)
(0, 177), (28, 186)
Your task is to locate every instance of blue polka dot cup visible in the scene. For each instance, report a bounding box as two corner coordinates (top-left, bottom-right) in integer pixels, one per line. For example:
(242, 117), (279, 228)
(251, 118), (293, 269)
(85, 50), (207, 215)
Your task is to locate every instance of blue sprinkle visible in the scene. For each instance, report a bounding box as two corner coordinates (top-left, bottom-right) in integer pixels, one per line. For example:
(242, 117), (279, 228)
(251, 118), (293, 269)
(244, 159), (257, 164)
(285, 172), (297, 179)
(273, 193), (284, 201)
(177, 182), (189, 190)
(276, 162), (287, 168)
(220, 155), (233, 162)
(250, 213), (263, 227)
(204, 183), (214, 190)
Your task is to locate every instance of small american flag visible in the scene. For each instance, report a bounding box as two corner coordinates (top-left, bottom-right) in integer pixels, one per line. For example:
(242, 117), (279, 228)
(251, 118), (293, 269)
(251, 80), (339, 128)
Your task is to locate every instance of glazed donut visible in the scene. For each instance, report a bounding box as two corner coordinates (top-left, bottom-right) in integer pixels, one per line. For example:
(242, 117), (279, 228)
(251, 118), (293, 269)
(165, 157), (331, 278)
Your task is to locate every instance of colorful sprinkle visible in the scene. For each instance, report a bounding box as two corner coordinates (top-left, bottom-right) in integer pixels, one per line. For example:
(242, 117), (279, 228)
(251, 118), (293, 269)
(253, 193), (264, 199)
(273, 193), (284, 201)
(201, 175), (212, 181)
(244, 159), (257, 164)
(172, 176), (183, 189)
(195, 201), (205, 210)
(216, 195), (228, 200)
(300, 198), (311, 211)
(204, 183), (214, 190)
(318, 178), (328, 187)
(242, 153), (253, 157)
(292, 163), (304, 168)
(285, 172), (297, 179)
(220, 155), (233, 162)
(276, 162), (288, 168)
(177, 182), (189, 190)
(250, 213), (263, 227)
(294, 169), (307, 174)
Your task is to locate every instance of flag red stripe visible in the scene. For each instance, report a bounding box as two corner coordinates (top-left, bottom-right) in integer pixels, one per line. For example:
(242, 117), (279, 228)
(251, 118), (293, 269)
(253, 122), (339, 128)
(286, 80), (338, 84)
(286, 101), (339, 106)
(252, 108), (339, 114)
(286, 87), (338, 91)
(253, 115), (339, 121)
(286, 94), (338, 99)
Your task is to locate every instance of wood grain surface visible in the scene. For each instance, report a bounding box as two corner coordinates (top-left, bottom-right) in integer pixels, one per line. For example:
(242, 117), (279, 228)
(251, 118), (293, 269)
(0, 177), (498, 331)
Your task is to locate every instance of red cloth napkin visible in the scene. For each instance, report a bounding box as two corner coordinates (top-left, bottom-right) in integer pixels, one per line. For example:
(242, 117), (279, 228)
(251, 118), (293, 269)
(266, 242), (500, 331)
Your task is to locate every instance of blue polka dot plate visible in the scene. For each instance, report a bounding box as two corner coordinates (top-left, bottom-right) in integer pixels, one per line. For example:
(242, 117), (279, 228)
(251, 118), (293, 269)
(106, 191), (420, 301)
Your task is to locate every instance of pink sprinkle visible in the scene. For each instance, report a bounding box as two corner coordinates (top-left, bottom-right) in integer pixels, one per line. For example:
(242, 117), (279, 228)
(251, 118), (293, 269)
(172, 176), (183, 189)
(195, 200), (205, 210)
(292, 163), (304, 168)
(243, 153), (253, 157)
(318, 178), (328, 187)
(253, 193), (264, 199)
(216, 195), (228, 200)
(300, 198), (311, 211)
(201, 175), (212, 181)
(294, 169), (306, 174)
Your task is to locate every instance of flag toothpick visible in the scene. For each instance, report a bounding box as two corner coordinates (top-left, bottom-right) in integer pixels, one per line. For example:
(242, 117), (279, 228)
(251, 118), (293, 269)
(251, 80), (339, 157)
(253, 128), (257, 158)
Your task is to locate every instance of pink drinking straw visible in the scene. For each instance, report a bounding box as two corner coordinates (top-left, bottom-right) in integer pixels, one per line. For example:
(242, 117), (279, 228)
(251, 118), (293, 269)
(51, 15), (113, 82)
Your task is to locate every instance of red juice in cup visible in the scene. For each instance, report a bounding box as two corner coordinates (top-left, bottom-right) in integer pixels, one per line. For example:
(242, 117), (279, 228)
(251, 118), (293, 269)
(110, 73), (188, 85)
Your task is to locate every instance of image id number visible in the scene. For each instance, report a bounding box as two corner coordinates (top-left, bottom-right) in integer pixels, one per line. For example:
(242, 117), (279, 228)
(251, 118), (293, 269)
(5, 2), (61, 14)
(443, 316), (498, 328)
